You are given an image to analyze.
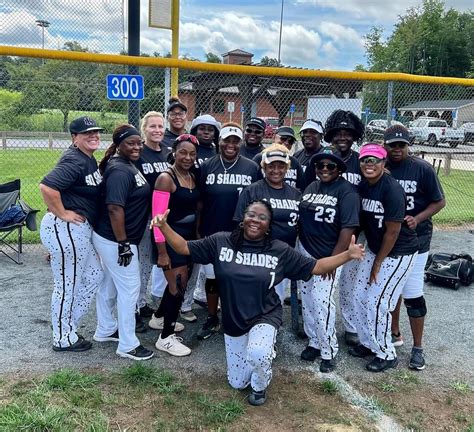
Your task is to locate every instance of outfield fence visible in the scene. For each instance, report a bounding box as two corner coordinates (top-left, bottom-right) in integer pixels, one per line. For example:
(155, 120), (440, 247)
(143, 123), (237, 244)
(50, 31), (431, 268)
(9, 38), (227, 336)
(0, 45), (473, 249)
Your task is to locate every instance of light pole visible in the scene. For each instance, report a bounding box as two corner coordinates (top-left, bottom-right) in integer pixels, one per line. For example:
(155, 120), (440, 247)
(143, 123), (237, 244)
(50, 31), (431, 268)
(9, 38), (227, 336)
(35, 19), (50, 50)
(277, 0), (284, 65)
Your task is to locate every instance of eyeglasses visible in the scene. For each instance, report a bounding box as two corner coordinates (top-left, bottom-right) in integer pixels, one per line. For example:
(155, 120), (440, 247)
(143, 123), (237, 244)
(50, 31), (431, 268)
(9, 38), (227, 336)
(245, 128), (263, 135)
(168, 111), (186, 119)
(386, 142), (408, 149)
(175, 134), (199, 145)
(315, 162), (338, 171)
(360, 156), (384, 164)
(244, 211), (270, 222)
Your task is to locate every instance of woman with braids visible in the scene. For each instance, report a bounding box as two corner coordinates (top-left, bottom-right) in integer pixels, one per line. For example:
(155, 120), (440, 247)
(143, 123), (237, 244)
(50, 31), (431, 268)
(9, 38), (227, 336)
(92, 124), (154, 361)
(150, 199), (365, 406)
(162, 97), (188, 147)
(148, 134), (200, 357)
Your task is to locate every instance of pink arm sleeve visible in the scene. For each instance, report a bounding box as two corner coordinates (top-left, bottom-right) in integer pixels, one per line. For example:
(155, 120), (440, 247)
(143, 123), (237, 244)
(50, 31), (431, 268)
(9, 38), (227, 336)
(152, 190), (170, 243)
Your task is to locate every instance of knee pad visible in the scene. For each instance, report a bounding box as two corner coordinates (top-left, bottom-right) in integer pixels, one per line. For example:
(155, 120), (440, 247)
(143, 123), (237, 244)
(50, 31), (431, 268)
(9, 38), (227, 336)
(205, 279), (219, 295)
(404, 296), (427, 318)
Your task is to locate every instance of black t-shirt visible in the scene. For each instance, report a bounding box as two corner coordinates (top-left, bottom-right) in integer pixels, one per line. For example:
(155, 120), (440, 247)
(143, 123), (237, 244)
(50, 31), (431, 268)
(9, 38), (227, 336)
(299, 177), (360, 258)
(293, 146), (324, 173)
(135, 144), (170, 190)
(95, 157), (151, 245)
(253, 153), (305, 190)
(41, 145), (102, 227)
(233, 179), (301, 247)
(188, 232), (316, 336)
(359, 173), (418, 257)
(162, 128), (180, 147)
(386, 157), (445, 253)
(199, 155), (260, 237)
(240, 143), (264, 160)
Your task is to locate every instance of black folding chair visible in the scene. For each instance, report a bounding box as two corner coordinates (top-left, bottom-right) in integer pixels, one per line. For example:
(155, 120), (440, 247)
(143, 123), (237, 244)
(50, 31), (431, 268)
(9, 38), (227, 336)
(0, 179), (39, 264)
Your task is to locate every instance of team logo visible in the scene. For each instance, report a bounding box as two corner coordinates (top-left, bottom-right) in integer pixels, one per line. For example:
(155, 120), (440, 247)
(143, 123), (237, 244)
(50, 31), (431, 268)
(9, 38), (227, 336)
(395, 132), (403, 137)
(83, 117), (95, 126)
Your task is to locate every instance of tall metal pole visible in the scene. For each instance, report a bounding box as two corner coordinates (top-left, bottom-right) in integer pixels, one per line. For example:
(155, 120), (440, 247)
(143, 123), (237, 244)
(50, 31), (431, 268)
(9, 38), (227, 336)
(128, 0), (140, 128)
(171, 0), (180, 96)
(36, 20), (50, 64)
(386, 81), (394, 127)
(277, 0), (284, 65)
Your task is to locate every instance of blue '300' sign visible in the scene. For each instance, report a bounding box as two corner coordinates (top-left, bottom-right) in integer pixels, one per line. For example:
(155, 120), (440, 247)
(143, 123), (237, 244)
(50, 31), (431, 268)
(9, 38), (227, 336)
(106, 74), (144, 100)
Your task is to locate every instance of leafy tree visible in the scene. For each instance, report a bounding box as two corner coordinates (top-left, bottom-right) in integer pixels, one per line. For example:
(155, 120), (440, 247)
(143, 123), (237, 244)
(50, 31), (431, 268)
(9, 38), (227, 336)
(205, 52), (222, 63)
(259, 56), (281, 66)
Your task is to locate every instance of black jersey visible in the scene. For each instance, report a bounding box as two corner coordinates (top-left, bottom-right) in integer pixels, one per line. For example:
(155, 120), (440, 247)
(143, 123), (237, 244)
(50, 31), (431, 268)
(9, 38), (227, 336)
(197, 144), (216, 167)
(188, 232), (316, 336)
(359, 173), (418, 257)
(164, 170), (200, 224)
(135, 144), (170, 189)
(233, 179), (301, 247)
(240, 143), (264, 160)
(386, 157), (444, 253)
(41, 145), (102, 227)
(253, 153), (305, 190)
(199, 155), (260, 237)
(299, 177), (360, 258)
(294, 146), (324, 173)
(162, 128), (180, 147)
(95, 156), (151, 245)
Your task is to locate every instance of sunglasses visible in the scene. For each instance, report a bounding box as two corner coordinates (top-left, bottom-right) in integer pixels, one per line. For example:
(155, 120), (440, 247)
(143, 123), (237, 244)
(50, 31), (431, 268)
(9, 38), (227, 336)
(360, 156), (384, 164)
(245, 128), (263, 135)
(244, 211), (270, 222)
(279, 136), (295, 143)
(175, 134), (199, 145)
(386, 142), (408, 149)
(315, 162), (338, 171)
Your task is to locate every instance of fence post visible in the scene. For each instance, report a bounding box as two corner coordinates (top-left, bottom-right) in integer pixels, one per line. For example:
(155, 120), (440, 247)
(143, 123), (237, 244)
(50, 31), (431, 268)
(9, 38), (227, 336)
(48, 133), (53, 149)
(444, 154), (452, 176)
(386, 81), (393, 126)
(2, 131), (6, 149)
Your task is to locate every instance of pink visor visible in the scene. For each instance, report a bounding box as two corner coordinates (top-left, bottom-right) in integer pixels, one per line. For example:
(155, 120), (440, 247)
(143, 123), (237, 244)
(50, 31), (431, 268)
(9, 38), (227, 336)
(359, 144), (387, 159)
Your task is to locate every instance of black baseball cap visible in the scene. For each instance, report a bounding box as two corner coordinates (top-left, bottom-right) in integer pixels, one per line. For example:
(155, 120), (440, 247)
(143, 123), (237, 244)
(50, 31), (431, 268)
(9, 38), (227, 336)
(167, 100), (188, 113)
(310, 146), (346, 172)
(69, 116), (104, 135)
(384, 125), (410, 145)
(246, 117), (266, 131)
(276, 126), (296, 139)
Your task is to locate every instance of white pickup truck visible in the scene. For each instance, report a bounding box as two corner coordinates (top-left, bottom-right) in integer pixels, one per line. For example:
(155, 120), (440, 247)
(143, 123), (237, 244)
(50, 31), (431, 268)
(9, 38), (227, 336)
(409, 117), (464, 148)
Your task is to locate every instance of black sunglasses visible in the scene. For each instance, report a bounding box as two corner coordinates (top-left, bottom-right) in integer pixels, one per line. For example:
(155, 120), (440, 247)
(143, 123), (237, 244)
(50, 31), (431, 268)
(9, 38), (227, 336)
(279, 136), (295, 143)
(386, 142), (408, 149)
(245, 128), (263, 135)
(316, 162), (338, 171)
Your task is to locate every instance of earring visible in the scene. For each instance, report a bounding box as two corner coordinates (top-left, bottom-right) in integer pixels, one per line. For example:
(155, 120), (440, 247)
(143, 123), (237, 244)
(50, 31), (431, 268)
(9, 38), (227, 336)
(239, 222), (244, 228)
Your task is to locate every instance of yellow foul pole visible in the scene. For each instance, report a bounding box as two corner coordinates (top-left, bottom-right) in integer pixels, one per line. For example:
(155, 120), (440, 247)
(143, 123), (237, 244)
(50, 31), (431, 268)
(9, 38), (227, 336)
(171, 0), (179, 96)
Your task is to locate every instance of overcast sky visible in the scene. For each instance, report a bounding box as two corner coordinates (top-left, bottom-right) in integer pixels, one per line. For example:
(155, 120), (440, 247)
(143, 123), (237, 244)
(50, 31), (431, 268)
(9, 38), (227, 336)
(1, 0), (471, 70)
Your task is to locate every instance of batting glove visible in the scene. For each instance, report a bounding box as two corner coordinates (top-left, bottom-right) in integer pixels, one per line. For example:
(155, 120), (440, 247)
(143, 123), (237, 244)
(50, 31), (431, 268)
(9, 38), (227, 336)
(118, 240), (133, 267)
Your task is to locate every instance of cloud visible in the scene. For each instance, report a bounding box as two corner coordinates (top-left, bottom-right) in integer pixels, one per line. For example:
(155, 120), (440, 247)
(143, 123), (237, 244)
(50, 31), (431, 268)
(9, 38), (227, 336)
(319, 22), (364, 49)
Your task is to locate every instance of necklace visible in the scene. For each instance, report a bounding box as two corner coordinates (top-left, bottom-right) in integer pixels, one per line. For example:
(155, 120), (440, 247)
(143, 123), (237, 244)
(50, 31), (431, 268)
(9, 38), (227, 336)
(219, 155), (239, 174)
(342, 150), (353, 162)
(172, 167), (193, 193)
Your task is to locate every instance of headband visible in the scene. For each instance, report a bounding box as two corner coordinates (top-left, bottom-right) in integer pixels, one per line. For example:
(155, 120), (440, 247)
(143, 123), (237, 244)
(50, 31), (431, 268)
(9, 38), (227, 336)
(117, 126), (141, 143)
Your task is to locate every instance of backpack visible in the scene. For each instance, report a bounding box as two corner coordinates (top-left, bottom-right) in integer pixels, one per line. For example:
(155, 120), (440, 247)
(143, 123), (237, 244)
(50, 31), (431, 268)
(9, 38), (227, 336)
(425, 252), (474, 290)
(0, 204), (27, 227)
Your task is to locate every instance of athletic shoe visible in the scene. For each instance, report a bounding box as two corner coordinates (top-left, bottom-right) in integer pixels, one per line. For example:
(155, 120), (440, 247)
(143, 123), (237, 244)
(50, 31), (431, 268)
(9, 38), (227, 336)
(93, 330), (119, 342)
(300, 346), (321, 362)
(197, 315), (220, 340)
(392, 332), (404, 347)
(248, 388), (267, 406)
(155, 334), (191, 357)
(409, 347), (426, 371)
(116, 345), (154, 361)
(180, 310), (198, 322)
(344, 331), (360, 346)
(135, 313), (147, 333)
(139, 304), (155, 318)
(148, 315), (185, 332)
(366, 357), (398, 372)
(52, 336), (92, 352)
(348, 344), (374, 358)
(320, 359), (336, 373)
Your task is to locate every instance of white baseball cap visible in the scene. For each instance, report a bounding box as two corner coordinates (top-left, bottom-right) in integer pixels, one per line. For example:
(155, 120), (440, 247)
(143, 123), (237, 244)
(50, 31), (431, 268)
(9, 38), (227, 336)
(300, 119), (324, 134)
(220, 126), (243, 140)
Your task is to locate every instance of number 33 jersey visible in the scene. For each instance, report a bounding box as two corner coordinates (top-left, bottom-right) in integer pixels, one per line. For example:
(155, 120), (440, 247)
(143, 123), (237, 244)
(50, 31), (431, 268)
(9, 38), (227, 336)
(299, 177), (360, 259)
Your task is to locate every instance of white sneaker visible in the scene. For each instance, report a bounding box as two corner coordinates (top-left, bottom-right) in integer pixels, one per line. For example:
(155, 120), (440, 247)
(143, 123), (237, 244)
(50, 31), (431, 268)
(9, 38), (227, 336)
(148, 315), (184, 332)
(180, 310), (197, 322)
(155, 334), (191, 357)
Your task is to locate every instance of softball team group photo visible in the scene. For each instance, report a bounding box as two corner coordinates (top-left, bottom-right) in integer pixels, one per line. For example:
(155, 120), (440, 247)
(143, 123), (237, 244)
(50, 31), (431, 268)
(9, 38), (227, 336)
(39, 99), (445, 406)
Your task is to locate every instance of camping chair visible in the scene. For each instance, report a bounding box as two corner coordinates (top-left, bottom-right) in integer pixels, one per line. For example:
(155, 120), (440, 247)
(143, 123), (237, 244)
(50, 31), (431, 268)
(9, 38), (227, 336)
(0, 179), (39, 264)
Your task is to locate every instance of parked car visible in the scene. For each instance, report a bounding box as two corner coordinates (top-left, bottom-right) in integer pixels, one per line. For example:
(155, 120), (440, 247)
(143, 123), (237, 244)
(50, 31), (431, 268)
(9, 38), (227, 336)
(365, 119), (405, 143)
(460, 122), (474, 145)
(261, 117), (279, 138)
(408, 117), (464, 148)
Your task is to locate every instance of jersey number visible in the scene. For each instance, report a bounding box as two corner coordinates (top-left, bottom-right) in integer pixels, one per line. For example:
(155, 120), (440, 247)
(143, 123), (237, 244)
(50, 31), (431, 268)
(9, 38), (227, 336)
(314, 206), (336, 224)
(288, 212), (298, 226)
(406, 196), (415, 211)
(374, 215), (384, 228)
(268, 271), (276, 289)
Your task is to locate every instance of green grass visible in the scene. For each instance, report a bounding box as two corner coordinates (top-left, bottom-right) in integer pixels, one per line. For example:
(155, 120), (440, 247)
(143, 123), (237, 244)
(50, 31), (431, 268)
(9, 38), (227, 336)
(450, 380), (471, 394)
(320, 379), (338, 395)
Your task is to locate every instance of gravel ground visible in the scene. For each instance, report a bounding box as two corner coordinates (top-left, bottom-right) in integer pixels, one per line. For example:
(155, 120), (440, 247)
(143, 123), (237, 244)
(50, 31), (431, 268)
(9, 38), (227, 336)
(1, 230), (473, 393)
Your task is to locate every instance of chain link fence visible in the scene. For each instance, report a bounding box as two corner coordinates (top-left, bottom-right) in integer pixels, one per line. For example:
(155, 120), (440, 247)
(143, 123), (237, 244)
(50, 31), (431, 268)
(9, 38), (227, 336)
(0, 49), (473, 246)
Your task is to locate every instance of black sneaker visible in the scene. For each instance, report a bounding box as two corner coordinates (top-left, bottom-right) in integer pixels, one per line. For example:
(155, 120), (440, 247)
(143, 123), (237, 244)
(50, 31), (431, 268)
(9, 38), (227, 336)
(52, 336), (92, 352)
(135, 312), (147, 333)
(116, 345), (154, 361)
(320, 359), (336, 373)
(344, 331), (360, 346)
(197, 315), (220, 340)
(93, 330), (119, 342)
(248, 388), (267, 406)
(139, 304), (155, 318)
(348, 344), (374, 358)
(409, 347), (426, 371)
(366, 357), (398, 372)
(300, 346), (321, 362)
